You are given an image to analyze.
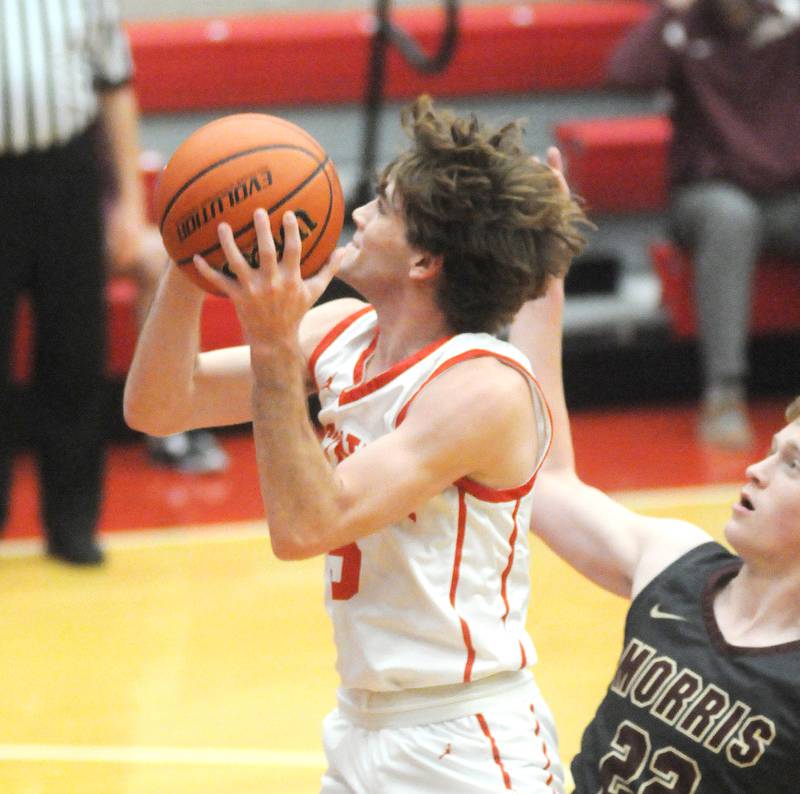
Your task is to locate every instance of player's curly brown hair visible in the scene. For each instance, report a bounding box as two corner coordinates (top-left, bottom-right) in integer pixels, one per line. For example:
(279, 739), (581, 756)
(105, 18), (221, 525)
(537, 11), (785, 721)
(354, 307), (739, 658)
(380, 94), (590, 334)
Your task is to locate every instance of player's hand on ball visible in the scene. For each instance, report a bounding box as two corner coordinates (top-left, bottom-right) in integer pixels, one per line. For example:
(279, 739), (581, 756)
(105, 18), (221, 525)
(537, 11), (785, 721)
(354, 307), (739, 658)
(192, 208), (340, 347)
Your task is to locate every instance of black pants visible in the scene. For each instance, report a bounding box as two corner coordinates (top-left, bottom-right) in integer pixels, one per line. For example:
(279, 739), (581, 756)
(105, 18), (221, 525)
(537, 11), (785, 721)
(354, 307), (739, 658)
(0, 129), (108, 543)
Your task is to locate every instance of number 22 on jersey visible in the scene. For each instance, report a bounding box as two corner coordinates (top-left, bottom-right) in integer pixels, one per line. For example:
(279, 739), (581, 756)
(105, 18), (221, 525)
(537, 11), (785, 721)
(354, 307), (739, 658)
(599, 720), (701, 793)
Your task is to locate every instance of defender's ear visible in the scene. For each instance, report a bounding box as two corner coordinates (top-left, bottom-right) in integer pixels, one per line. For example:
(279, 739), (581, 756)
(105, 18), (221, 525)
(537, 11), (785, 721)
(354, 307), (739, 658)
(409, 251), (444, 282)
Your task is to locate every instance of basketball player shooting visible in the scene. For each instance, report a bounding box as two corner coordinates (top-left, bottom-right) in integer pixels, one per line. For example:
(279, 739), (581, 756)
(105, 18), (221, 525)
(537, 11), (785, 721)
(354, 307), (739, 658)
(509, 277), (800, 791)
(124, 95), (588, 793)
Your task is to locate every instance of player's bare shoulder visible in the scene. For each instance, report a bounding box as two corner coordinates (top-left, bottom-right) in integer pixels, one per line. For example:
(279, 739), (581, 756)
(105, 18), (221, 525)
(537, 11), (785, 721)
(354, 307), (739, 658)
(417, 354), (532, 418)
(404, 355), (538, 488)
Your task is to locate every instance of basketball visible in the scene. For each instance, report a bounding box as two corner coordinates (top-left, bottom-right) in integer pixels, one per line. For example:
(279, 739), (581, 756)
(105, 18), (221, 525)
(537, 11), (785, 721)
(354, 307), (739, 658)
(154, 113), (345, 294)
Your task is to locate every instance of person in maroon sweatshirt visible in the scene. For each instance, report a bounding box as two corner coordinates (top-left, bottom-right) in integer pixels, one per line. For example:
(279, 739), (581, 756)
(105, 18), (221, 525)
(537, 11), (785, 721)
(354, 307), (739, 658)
(607, 0), (800, 449)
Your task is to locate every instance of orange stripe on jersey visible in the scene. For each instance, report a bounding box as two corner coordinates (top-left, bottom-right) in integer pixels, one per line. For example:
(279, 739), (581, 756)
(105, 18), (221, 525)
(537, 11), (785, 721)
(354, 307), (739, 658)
(456, 473), (537, 503)
(500, 500), (521, 623)
(476, 713), (513, 790)
(395, 349), (550, 501)
(339, 334), (453, 406)
(394, 348), (535, 428)
(449, 489), (467, 606)
(306, 304), (374, 390)
(351, 329), (379, 384)
(459, 617), (476, 683)
(450, 488), (477, 683)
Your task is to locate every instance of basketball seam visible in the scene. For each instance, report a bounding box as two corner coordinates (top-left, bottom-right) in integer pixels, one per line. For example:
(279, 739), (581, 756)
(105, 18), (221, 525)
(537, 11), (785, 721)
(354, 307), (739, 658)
(173, 155), (332, 266)
(297, 160), (338, 272)
(158, 144), (325, 233)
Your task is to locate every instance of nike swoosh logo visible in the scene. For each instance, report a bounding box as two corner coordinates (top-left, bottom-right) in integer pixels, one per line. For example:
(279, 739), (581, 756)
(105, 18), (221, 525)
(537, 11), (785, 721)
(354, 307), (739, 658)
(650, 603), (688, 622)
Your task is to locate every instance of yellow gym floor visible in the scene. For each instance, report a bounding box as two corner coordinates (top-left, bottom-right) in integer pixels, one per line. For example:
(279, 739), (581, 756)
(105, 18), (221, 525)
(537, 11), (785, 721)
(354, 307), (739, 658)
(0, 487), (736, 793)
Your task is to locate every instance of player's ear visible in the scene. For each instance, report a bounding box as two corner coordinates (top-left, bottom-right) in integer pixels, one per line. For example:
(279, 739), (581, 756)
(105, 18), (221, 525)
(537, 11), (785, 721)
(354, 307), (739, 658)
(409, 251), (443, 282)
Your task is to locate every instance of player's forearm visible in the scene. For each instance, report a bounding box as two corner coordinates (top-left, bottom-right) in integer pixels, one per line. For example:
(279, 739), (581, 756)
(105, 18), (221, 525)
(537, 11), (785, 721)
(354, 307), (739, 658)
(509, 280), (575, 473)
(531, 473), (635, 598)
(250, 343), (346, 560)
(123, 265), (206, 434)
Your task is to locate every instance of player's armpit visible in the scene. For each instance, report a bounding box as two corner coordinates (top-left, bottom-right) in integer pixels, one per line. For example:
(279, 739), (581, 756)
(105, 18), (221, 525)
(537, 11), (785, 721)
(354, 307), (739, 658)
(630, 518), (712, 598)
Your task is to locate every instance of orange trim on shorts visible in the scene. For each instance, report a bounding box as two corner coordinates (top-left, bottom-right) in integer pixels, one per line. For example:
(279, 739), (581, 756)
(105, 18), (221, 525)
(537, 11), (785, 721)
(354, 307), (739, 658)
(530, 703), (556, 790)
(476, 713), (513, 790)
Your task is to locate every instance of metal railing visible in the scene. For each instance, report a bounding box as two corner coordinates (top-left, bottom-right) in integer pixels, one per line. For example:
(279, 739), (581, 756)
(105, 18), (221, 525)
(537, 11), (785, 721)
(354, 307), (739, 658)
(347, 0), (460, 213)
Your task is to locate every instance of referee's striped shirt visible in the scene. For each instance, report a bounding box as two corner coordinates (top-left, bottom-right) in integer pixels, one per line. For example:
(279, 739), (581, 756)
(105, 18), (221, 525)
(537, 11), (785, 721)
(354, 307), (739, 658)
(0, 0), (133, 156)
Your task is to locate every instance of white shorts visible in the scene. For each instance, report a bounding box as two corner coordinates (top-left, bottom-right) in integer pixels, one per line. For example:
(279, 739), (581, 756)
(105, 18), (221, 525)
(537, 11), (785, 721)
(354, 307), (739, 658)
(319, 684), (565, 794)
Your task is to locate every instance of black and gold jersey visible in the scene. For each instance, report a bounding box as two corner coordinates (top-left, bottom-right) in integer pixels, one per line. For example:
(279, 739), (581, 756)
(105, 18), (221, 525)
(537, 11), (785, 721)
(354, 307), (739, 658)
(571, 542), (800, 793)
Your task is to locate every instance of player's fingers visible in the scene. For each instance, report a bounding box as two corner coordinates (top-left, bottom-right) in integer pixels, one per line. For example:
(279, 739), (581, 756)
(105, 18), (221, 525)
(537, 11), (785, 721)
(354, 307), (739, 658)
(216, 222), (252, 284)
(279, 211), (302, 276)
(192, 253), (238, 296)
(253, 208), (278, 277)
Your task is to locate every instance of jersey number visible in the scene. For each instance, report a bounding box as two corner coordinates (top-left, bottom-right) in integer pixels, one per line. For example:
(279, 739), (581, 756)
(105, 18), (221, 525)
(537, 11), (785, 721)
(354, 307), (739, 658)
(329, 542), (362, 600)
(598, 720), (701, 794)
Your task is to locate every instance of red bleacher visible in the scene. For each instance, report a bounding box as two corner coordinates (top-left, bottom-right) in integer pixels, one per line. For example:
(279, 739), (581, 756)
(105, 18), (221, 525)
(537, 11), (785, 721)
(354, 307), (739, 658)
(34, 1), (793, 375)
(555, 115), (800, 338)
(13, 1), (653, 384)
(651, 242), (800, 338)
(554, 115), (671, 213)
(126, 3), (650, 112)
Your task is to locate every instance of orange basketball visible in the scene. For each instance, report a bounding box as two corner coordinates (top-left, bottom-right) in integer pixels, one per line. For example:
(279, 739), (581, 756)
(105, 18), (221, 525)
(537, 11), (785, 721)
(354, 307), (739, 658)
(154, 113), (345, 294)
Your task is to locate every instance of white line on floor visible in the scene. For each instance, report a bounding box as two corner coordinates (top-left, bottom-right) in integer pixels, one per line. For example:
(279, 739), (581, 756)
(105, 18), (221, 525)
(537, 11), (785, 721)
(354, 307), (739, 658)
(614, 483), (740, 510)
(0, 481), (741, 561)
(0, 521), (267, 558)
(0, 743), (326, 768)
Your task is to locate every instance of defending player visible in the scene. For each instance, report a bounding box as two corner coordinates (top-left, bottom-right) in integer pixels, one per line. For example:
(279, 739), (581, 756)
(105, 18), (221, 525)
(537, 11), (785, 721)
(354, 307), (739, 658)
(510, 260), (800, 792)
(124, 96), (588, 792)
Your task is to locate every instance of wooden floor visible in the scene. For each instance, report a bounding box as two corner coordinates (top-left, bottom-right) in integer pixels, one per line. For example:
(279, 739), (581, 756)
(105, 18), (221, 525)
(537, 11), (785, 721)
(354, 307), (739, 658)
(0, 396), (790, 793)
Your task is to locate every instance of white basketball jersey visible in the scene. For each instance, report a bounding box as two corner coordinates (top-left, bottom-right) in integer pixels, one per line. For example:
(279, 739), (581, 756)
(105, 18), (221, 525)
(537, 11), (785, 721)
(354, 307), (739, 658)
(310, 305), (551, 694)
